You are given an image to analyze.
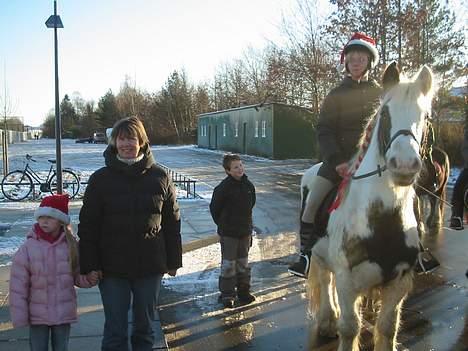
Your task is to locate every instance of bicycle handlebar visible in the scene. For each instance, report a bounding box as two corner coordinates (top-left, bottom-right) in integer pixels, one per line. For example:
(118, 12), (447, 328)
(26, 154), (36, 162)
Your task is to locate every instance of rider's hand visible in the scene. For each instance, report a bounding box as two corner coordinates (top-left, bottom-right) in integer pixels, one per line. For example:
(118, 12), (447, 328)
(335, 163), (349, 178)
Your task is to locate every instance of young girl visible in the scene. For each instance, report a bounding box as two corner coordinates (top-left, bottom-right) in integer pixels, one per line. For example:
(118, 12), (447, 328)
(9, 194), (99, 351)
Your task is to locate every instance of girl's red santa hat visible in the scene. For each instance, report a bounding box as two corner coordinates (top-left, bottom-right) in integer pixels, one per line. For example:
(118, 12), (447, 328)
(34, 194), (70, 224)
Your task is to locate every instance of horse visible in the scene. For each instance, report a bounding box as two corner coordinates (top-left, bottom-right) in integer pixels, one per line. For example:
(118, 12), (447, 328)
(414, 144), (450, 234)
(306, 63), (434, 351)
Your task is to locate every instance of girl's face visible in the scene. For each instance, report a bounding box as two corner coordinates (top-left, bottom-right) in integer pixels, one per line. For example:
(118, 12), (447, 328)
(116, 133), (141, 159)
(227, 160), (244, 180)
(37, 216), (62, 236)
(346, 51), (369, 80)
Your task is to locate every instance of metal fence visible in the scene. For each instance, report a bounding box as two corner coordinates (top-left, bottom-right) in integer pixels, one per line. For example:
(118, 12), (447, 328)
(157, 163), (198, 199)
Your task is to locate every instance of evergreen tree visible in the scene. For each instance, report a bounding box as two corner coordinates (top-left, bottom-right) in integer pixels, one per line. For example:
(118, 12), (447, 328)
(97, 90), (121, 129)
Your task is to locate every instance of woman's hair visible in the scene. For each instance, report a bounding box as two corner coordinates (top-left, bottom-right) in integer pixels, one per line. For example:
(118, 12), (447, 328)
(64, 224), (79, 273)
(108, 116), (149, 147)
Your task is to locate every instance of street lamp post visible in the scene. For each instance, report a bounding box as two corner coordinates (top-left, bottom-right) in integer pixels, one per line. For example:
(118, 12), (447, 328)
(45, 0), (64, 194)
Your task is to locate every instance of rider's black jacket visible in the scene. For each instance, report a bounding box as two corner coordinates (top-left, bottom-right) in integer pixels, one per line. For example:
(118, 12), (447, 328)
(317, 76), (382, 183)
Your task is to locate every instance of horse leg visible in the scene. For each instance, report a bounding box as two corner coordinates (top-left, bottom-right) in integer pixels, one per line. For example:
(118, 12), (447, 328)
(307, 238), (337, 338)
(335, 272), (361, 351)
(413, 195), (425, 238)
(427, 194), (438, 230)
(374, 273), (413, 351)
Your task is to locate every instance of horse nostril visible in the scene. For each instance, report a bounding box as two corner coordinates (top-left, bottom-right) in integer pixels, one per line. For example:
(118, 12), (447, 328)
(388, 157), (398, 169)
(411, 159), (422, 172)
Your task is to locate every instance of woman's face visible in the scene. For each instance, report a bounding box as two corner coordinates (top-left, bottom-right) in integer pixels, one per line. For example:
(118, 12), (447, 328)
(116, 133), (141, 159)
(346, 51), (369, 80)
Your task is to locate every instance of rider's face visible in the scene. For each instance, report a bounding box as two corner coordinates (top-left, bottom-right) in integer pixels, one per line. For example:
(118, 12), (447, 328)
(346, 51), (369, 80)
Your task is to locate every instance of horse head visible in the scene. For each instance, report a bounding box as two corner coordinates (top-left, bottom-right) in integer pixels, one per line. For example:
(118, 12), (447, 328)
(378, 63), (434, 186)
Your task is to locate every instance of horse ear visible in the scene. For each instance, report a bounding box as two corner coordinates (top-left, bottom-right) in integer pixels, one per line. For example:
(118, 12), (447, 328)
(415, 65), (433, 96)
(382, 62), (400, 92)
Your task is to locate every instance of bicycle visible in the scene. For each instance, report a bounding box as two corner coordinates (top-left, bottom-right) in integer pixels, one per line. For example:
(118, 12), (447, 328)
(1, 154), (80, 201)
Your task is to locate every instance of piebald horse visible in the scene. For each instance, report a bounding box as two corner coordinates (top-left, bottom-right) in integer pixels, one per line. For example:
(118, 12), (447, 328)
(306, 63), (434, 351)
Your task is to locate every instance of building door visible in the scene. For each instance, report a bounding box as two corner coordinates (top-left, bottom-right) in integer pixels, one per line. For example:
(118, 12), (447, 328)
(208, 125), (212, 148)
(242, 122), (247, 154)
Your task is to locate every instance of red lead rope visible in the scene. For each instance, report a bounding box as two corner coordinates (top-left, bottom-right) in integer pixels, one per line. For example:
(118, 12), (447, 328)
(328, 121), (375, 213)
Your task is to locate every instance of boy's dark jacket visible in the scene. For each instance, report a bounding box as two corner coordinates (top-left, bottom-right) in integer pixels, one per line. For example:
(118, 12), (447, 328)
(78, 143), (182, 278)
(210, 174), (256, 238)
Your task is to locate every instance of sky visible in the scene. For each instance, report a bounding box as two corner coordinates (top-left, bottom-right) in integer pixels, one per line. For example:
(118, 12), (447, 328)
(1, 0), (305, 127)
(1, 0), (466, 127)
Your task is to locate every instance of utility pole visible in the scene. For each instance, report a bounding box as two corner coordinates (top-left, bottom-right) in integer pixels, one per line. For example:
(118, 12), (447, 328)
(2, 62), (9, 176)
(45, 0), (64, 194)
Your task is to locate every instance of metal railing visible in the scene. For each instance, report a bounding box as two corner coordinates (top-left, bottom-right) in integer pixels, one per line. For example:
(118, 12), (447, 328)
(157, 163), (197, 199)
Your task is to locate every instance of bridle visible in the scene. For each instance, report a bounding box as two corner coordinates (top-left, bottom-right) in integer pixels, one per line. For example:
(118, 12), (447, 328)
(352, 104), (426, 180)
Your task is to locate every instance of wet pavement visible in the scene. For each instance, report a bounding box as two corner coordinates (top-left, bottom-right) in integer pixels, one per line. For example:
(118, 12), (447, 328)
(154, 146), (468, 351)
(0, 141), (467, 350)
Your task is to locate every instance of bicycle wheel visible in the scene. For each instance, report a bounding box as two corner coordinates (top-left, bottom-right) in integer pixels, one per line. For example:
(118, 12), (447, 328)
(1, 170), (33, 201)
(48, 170), (80, 199)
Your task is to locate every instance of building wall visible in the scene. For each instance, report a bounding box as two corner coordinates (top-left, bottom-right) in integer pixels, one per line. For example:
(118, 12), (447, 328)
(198, 103), (315, 159)
(272, 104), (317, 159)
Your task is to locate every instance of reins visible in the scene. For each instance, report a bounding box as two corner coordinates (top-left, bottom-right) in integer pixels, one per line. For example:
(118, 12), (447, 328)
(414, 183), (452, 208)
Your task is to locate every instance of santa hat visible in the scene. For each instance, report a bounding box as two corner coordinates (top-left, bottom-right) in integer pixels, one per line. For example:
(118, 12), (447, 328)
(34, 194), (70, 224)
(339, 32), (379, 70)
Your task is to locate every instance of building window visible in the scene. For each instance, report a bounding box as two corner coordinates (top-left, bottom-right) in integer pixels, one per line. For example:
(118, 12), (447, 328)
(234, 122), (238, 137)
(261, 120), (266, 137)
(223, 123), (226, 137)
(254, 121), (259, 138)
(203, 125), (207, 136)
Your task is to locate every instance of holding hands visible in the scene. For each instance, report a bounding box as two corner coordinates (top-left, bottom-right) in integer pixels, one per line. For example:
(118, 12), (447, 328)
(86, 270), (102, 285)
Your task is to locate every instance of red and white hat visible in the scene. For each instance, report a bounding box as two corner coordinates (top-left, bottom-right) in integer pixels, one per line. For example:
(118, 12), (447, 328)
(340, 32), (379, 68)
(34, 194), (70, 224)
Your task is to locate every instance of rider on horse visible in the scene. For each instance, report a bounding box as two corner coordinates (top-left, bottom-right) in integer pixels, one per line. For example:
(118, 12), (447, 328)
(289, 32), (382, 278)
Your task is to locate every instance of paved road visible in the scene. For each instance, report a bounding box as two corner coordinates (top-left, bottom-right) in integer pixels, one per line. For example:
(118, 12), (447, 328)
(156, 146), (468, 351)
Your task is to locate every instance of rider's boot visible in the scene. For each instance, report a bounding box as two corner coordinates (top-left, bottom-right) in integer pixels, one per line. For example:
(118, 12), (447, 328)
(288, 221), (320, 278)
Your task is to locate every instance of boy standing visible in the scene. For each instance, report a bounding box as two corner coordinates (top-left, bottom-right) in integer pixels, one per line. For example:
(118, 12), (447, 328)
(210, 154), (256, 308)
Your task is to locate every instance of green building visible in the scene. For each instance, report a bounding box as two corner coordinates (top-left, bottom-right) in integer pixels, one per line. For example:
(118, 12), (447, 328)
(197, 103), (317, 159)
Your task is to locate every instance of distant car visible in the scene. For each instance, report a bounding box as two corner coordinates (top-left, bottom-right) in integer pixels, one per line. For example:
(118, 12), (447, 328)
(75, 137), (93, 143)
(92, 132), (106, 144)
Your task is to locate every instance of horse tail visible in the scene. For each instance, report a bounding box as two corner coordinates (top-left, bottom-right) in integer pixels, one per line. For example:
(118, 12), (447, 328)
(306, 257), (321, 319)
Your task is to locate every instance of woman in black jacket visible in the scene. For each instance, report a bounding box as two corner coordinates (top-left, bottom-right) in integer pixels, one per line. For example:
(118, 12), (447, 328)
(78, 116), (182, 351)
(288, 33), (382, 278)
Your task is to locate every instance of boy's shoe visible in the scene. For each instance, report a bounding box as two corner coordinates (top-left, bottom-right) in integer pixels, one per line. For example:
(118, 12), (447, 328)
(288, 252), (310, 278)
(238, 292), (256, 305)
(449, 216), (464, 230)
(218, 295), (235, 308)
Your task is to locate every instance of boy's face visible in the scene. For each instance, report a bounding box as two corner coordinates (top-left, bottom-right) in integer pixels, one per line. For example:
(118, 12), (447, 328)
(227, 160), (244, 180)
(37, 216), (62, 236)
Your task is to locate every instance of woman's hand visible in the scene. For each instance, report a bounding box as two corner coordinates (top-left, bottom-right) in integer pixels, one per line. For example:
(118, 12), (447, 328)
(167, 269), (177, 277)
(86, 270), (101, 285)
(335, 162), (349, 178)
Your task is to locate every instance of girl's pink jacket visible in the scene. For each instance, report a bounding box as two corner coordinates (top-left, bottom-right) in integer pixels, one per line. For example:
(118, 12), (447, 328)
(9, 227), (93, 328)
